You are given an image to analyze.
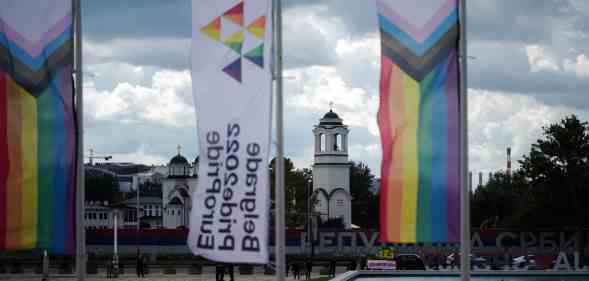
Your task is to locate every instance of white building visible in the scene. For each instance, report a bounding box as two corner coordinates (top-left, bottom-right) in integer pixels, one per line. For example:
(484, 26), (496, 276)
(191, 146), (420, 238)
(84, 201), (114, 230)
(312, 109), (352, 228)
(161, 154), (198, 229)
(84, 151), (198, 230)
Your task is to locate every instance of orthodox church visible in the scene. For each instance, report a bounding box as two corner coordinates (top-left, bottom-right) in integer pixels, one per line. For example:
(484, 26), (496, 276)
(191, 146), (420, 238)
(161, 152), (198, 229)
(312, 109), (352, 228)
(85, 110), (354, 230)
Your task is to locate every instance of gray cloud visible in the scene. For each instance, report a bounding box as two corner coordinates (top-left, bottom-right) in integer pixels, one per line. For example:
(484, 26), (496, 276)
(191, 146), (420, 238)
(84, 118), (198, 165)
(468, 0), (571, 44)
(469, 40), (589, 109)
(83, 0), (191, 40)
(78, 0), (589, 179)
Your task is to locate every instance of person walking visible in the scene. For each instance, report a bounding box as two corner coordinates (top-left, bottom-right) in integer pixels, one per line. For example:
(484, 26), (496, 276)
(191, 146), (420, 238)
(329, 258), (336, 277)
(136, 250), (143, 278)
(305, 259), (312, 280)
(215, 263), (225, 281)
(225, 264), (234, 281)
(140, 254), (146, 277)
(106, 259), (112, 279)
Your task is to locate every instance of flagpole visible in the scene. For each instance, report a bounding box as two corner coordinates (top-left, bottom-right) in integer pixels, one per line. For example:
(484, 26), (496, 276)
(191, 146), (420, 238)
(459, 0), (470, 280)
(74, 0), (86, 280)
(273, 0), (286, 280)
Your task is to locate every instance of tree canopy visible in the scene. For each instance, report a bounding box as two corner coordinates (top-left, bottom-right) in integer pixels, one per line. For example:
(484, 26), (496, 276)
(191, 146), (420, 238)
(85, 166), (119, 202)
(472, 115), (589, 229)
(349, 161), (379, 229)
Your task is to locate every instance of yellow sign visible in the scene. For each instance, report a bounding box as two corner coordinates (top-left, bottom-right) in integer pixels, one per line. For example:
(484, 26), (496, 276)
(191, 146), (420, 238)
(377, 246), (395, 259)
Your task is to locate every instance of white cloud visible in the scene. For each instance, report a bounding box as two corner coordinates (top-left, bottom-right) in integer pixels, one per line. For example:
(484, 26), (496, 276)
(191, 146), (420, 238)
(84, 69), (194, 127)
(525, 45), (560, 72)
(283, 5), (344, 67)
(563, 54), (589, 77)
(109, 145), (169, 165)
(285, 66), (379, 136)
(468, 89), (571, 178)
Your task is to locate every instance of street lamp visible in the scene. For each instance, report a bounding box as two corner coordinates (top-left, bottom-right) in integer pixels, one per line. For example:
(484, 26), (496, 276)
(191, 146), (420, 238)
(305, 178), (319, 260)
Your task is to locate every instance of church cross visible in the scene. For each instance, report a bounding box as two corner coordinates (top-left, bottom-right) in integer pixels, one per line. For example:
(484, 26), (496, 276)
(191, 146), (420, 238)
(329, 101), (334, 111)
(177, 144), (182, 155)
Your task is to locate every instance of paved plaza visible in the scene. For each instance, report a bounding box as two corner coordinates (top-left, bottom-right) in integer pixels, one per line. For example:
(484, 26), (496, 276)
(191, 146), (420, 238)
(0, 266), (345, 281)
(0, 272), (332, 281)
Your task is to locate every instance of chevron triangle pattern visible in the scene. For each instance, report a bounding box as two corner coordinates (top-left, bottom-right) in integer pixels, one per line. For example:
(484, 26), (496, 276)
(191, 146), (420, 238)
(376, 0), (458, 81)
(244, 44), (264, 67)
(223, 1), (244, 27)
(223, 57), (242, 82)
(223, 30), (244, 54)
(246, 15), (266, 39)
(199, 1), (267, 83)
(0, 0), (76, 255)
(376, 0), (461, 244)
(200, 16), (221, 42)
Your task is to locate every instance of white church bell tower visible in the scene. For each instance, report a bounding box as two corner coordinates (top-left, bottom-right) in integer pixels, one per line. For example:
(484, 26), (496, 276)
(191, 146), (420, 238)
(312, 108), (352, 228)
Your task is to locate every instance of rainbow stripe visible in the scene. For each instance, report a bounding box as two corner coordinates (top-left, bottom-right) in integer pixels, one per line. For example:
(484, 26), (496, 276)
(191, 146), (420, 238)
(0, 3), (75, 254)
(376, 0), (460, 243)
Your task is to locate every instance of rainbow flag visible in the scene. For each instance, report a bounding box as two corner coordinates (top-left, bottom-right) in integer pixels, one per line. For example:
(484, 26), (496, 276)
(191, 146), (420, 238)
(0, 0), (76, 254)
(376, 0), (461, 243)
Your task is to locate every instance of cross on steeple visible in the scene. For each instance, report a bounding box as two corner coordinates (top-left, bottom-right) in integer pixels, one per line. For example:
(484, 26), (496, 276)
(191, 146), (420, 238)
(177, 144), (182, 155)
(329, 101), (334, 111)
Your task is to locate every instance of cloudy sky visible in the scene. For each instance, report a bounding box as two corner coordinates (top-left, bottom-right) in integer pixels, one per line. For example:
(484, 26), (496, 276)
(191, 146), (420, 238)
(82, 0), (589, 181)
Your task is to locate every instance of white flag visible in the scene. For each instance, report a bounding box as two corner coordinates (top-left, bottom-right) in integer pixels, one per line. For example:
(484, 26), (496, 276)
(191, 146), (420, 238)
(188, 0), (272, 264)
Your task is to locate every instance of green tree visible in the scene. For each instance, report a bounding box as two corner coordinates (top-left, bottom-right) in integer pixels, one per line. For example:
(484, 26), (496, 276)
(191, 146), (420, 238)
(518, 115), (589, 260)
(349, 161), (378, 229)
(85, 166), (119, 202)
(519, 115), (589, 228)
(269, 157), (311, 228)
(471, 171), (527, 228)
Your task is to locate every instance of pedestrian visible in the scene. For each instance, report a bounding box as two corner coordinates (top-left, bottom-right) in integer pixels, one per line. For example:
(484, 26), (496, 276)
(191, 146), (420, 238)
(451, 252), (458, 269)
(329, 258), (336, 277)
(360, 256), (367, 270)
(136, 250), (143, 278)
(140, 254), (146, 277)
(225, 264), (234, 281)
(290, 262), (297, 279)
(305, 259), (312, 280)
(505, 248), (512, 269)
(349, 259), (357, 271)
(106, 259), (112, 279)
(215, 263), (225, 281)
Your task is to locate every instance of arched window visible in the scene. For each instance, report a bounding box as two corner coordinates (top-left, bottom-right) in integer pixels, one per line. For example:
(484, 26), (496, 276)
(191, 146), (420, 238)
(320, 134), (326, 152)
(334, 134), (342, 151)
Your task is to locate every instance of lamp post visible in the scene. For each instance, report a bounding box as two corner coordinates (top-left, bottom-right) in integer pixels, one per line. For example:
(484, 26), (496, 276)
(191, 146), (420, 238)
(305, 179), (312, 258)
(113, 209), (119, 276)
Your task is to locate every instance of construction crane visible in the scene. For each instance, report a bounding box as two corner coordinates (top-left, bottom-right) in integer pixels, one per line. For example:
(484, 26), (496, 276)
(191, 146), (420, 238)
(87, 148), (112, 165)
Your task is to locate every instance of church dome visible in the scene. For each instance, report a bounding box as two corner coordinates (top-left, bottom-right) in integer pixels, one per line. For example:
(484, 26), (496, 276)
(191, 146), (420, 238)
(170, 154), (189, 165)
(323, 110), (340, 119)
(319, 109), (343, 125)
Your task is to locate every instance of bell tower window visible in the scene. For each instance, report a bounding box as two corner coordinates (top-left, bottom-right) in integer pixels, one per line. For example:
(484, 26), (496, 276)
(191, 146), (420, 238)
(334, 134), (342, 151)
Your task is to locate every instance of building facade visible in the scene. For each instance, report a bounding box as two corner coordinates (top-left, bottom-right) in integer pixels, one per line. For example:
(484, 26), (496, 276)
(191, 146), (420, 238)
(161, 154), (198, 229)
(84, 152), (198, 230)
